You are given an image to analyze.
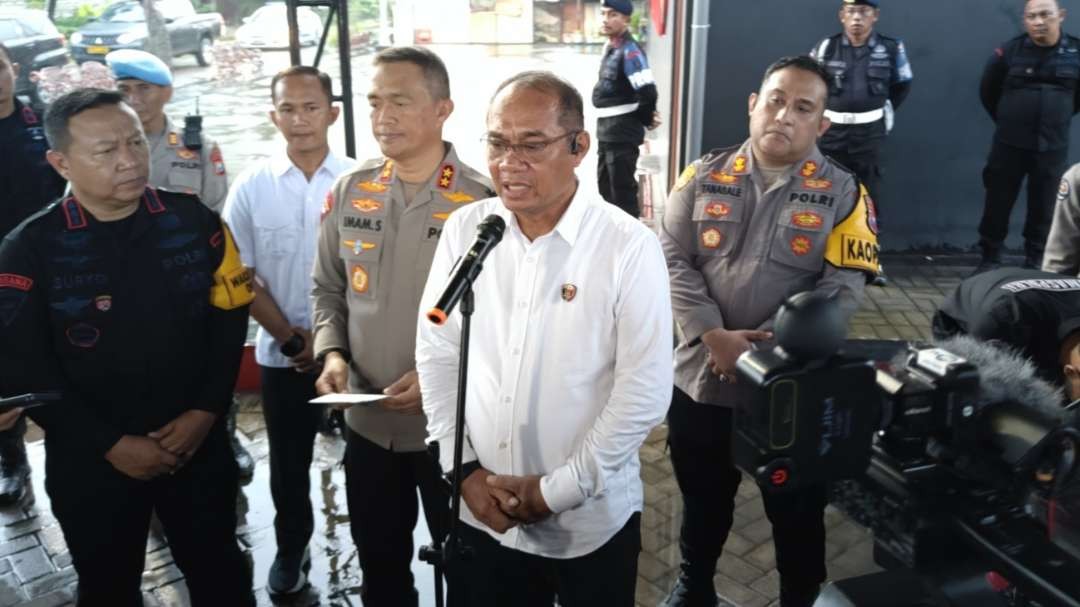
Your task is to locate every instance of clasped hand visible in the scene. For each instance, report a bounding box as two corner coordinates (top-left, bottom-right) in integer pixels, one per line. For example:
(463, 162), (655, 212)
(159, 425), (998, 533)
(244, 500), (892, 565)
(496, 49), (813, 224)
(105, 409), (218, 481)
(460, 468), (553, 534)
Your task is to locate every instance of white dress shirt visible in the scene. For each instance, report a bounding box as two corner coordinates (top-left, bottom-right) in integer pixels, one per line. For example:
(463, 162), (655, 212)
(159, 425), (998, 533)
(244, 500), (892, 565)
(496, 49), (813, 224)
(416, 188), (673, 559)
(223, 150), (354, 368)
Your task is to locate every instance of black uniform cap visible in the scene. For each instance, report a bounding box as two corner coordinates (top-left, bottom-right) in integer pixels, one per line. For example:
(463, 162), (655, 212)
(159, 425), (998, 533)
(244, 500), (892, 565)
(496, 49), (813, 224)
(843, 0), (879, 7)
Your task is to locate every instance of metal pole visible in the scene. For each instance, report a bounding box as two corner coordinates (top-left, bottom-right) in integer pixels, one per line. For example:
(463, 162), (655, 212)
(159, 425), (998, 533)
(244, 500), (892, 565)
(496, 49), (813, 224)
(682, 0), (710, 164)
(286, 0), (301, 65)
(336, 0), (355, 158)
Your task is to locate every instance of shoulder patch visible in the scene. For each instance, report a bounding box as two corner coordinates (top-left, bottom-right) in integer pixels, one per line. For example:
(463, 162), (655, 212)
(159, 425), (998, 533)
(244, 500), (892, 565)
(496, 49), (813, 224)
(824, 184), (880, 275)
(210, 145), (226, 177)
(210, 224), (255, 310)
(321, 191), (334, 222)
(674, 164), (697, 192)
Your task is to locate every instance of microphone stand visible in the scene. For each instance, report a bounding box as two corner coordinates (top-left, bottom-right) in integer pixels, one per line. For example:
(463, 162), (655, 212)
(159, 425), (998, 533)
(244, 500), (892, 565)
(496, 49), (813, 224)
(419, 283), (475, 607)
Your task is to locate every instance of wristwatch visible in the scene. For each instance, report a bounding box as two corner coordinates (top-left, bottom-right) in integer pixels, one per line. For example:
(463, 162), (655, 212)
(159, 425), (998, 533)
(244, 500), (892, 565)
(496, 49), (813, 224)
(279, 332), (305, 357)
(445, 460), (483, 491)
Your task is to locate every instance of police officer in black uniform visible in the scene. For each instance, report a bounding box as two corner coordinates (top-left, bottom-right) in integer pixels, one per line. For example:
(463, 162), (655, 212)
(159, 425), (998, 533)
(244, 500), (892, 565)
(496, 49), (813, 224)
(978, 0), (1080, 272)
(593, 0), (660, 217)
(0, 89), (255, 606)
(0, 42), (66, 506)
(934, 267), (1080, 401)
(810, 0), (913, 215)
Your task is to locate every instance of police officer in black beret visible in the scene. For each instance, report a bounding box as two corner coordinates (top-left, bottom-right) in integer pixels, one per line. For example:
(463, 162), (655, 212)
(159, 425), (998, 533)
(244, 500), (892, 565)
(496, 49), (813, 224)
(0, 42), (66, 506)
(977, 0), (1080, 273)
(810, 0), (913, 219)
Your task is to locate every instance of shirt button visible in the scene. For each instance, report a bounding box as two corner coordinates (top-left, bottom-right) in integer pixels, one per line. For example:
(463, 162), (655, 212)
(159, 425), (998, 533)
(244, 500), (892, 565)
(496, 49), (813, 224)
(526, 257), (535, 263)
(518, 301), (527, 309)
(499, 441), (508, 449)
(1026, 67), (1034, 74)
(503, 396), (511, 404)
(512, 348), (521, 355)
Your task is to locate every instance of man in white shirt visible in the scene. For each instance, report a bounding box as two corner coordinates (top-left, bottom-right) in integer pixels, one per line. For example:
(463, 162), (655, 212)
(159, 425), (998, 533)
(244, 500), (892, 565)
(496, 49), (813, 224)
(416, 70), (673, 607)
(222, 66), (353, 596)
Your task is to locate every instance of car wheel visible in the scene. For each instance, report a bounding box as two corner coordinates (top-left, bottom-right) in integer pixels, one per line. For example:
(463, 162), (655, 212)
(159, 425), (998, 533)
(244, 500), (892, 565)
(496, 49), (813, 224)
(195, 36), (213, 67)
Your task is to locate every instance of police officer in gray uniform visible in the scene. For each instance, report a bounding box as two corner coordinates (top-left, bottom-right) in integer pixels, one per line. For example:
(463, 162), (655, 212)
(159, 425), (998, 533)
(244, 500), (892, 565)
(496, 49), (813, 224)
(658, 56), (878, 607)
(311, 47), (493, 606)
(106, 50), (252, 476)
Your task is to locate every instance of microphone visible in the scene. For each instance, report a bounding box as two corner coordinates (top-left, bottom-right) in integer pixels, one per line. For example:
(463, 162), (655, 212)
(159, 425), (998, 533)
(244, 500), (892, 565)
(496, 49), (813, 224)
(426, 214), (506, 325)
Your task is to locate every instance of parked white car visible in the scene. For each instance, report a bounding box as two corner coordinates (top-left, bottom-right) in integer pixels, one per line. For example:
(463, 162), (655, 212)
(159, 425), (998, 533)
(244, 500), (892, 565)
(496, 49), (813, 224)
(235, 3), (322, 49)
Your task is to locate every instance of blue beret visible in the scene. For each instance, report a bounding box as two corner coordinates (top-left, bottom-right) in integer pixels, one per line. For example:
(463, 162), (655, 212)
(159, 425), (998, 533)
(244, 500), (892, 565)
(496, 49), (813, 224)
(843, 0), (879, 7)
(105, 49), (173, 87)
(602, 0), (633, 16)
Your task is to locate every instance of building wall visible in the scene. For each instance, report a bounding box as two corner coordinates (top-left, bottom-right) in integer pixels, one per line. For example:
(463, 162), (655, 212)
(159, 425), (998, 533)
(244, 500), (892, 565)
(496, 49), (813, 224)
(697, 0), (1074, 250)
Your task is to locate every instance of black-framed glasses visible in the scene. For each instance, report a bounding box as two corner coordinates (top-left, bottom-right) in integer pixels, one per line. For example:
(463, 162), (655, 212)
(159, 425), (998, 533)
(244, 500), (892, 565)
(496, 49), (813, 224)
(482, 131), (580, 163)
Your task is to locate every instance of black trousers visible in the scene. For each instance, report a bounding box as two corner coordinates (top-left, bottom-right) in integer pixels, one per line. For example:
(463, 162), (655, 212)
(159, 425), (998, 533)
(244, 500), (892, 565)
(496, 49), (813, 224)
(597, 141), (641, 217)
(344, 429), (448, 607)
(821, 146), (882, 224)
(259, 365), (321, 557)
(45, 424), (254, 607)
(667, 387), (827, 596)
(449, 512), (641, 607)
(979, 141), (1068, 254)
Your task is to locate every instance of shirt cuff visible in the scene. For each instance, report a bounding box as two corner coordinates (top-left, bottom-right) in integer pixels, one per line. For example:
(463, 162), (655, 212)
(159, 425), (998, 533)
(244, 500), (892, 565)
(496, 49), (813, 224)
(680, 309), (725, 346)
(313, 329), (349, 363)
(437, 436), (478, 475)
(540, 465), (586, 514)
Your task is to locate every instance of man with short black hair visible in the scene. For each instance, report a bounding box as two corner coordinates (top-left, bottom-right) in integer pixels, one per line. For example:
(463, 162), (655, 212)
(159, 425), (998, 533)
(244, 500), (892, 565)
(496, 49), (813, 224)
(977, 0), (1080, 272)
(593, 0), (660, 217)
(417, 69), (672, 607)
(659, 56), (877, 607)
(0, 41), (66, 506)
(223, 65), (353, 596)
(0, 88), (255, 606)
(312, 46), (492, 606)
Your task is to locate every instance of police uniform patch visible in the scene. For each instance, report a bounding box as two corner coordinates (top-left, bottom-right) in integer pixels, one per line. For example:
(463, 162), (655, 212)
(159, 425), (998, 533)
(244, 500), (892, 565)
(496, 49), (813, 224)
(561, 283), (577, 302)
(209, 230), (224, 248)
(321, 192), (334, 222)
(701, 228), (723, 249)
(357, 181), (389, 194)
(379, 160), (395, 183)
(176, 148), (196, 160)
(168, 132), (179, 146)
(1059, 178), (1071, 201)
(824, 184), (880, 274)
(342, 240), (376, 255)
(674, 164), (697, 191)
(790, 235), (813, 256)
(210, 225), (255, 310)
(95, 295), (112, 312)
(865, 193), (879, 234)
(800, 161), (818, 178)
(210, 145), (226, 176)
(709, 170), (739, 185)
(352, 198), (383, 213)
(0, 274), (33, 291)
(66, 322), (100, 348)
(442, 191), (476, 204)
(791, 211), (824, 229)
(351, 264), (370, 293)
(437, 164), (456, 190)
(803, 178), (832, 191)
(732, 155), (748, 175)
(705, 202), (731, 218)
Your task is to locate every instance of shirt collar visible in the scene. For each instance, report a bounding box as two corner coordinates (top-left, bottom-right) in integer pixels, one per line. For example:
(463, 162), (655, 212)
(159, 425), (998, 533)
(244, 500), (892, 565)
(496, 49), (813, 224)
(270, 149), (340, 179)
(498, 180), (587, 247)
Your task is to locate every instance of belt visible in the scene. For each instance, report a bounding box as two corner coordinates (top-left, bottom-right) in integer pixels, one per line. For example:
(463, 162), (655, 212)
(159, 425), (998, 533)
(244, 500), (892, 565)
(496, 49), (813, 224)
(595, 102), (639, 118)
(824, 108), (884, 125)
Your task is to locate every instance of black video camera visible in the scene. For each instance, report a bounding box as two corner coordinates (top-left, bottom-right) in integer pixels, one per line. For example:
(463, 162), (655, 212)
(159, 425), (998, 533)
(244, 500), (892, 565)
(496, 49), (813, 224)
(733, 292), (1080, 606)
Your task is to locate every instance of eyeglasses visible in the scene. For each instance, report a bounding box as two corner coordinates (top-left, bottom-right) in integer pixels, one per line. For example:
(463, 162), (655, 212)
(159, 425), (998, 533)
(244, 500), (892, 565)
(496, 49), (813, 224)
(482, 131), (579, 163)
(1025, 10), (1058, 21)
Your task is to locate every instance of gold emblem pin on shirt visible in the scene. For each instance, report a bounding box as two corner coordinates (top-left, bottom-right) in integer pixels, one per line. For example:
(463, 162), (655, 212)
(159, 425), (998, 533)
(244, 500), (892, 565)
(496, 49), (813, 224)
(561, 283), (577, 302)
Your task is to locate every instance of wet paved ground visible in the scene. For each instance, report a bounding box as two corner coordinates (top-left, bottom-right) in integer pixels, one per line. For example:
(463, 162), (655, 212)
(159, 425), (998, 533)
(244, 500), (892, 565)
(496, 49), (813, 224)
(0, 253), (982, 607)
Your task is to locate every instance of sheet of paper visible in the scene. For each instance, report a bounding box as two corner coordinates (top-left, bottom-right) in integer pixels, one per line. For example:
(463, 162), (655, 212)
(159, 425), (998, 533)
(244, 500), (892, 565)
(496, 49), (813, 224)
(309, 393), (386, 406)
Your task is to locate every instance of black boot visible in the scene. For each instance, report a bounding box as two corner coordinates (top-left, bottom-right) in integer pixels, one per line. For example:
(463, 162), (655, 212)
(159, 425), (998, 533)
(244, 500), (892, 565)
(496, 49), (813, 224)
(227, 398), (254, 480)
(0, 419), (30, 507)
(658, 564), (732, 607)
(1023, 242), (1044, 270)
(971, 242), (1003, 276)
(779, 583), (821, 607)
